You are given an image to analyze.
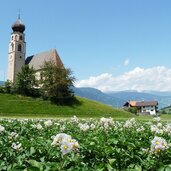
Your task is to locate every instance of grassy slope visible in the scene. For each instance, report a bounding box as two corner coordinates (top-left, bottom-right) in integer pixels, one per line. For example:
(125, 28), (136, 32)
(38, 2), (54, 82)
(0, 93), (133, 118)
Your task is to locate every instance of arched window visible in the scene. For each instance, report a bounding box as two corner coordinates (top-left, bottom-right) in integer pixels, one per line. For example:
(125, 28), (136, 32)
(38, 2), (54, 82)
(11, 43), (14, 51)
(18, 44), (22, 52)
(12, 36), (13, 40)
(15, 35), (17, 40)
(19, 35), (23, 40)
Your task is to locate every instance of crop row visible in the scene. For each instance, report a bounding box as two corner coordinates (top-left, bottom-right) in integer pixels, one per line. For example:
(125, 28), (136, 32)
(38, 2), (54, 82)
(0, 117), (171, 170)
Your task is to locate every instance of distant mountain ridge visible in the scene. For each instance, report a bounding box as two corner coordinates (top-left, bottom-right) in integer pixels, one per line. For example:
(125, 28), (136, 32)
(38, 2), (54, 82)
(0, 81), (4, 85)
(73, 87), (125, 107)
(74, 87), (171, 109)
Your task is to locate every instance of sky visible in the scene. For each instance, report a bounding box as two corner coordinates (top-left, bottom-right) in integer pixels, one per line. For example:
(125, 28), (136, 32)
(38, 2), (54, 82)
(1, 0), (171, 92)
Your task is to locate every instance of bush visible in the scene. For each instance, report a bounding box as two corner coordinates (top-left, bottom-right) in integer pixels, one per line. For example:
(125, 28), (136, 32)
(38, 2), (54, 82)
(128, 107), (138, 115)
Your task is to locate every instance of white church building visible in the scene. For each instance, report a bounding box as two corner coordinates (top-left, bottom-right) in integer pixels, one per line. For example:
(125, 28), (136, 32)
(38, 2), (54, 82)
(7, 16), (63, 83)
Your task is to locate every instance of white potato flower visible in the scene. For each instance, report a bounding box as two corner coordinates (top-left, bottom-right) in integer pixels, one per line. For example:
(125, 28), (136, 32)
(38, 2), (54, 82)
(12, 142), (22, 151)
(60, 141), (73, 155)
(79, 123), (90, 131)
(36, 123), (43, 130)
(153, 117), (161, 122)
(90, 123), (96, 130)
(0, 125), (5, 133)
(150, 136), (168, 154)
(51, 133), (79, 155)
(151, 125), (163, 134)
(124, 118), (136, 128)
(137, 126), (145, 132)
(163, 124), (171, 134)
(8, 132), (18, 139)
(44, 120), (53, 127)
(51, 133), (72, 146)
(70, 115), (79, 123)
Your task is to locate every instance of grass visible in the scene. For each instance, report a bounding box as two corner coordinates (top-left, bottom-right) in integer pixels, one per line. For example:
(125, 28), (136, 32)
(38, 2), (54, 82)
(1, 93), (170, 120)
(0, 93), (134, 119)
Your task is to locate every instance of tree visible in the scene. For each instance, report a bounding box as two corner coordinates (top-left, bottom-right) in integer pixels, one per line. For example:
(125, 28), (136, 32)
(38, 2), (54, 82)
(128, 107), (138, 115)
(162, 110), (167, 114)
(15, 65), (38, 96)
(4, 80), (12, 93)
(40, 61), (76, 105)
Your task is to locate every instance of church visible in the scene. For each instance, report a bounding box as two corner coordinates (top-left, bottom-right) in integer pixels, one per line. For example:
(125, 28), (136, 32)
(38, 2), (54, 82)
(7, 16), (63, 83)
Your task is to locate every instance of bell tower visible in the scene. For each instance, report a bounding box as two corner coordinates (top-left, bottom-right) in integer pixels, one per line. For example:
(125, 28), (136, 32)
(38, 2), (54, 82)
(7, 14), (26, 83)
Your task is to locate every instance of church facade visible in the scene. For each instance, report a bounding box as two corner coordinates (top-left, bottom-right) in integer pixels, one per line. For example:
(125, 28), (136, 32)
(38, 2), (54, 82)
(7, 16), (63, 83)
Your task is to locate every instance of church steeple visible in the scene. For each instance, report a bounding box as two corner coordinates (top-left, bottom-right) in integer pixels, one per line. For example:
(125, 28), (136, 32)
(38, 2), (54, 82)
(11, 13), (25, 33)
(7, 15), (26, 83)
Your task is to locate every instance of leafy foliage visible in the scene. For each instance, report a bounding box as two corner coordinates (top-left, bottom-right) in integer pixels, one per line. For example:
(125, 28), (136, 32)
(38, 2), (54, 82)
(40, 61), (76, 105)
(4, 80), (13, 93)
(0, 117), (171, 170)
(128, 107), (138, 115)
(15, 65), (38, 97)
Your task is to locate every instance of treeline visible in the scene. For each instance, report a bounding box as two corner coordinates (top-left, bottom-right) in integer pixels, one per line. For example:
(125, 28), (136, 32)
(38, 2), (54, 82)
(0, 61), (77, 105)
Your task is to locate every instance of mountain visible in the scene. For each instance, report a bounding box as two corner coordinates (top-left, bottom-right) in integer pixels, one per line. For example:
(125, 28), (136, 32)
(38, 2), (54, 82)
(107, 91), (160, 101)
(74, 87), (171, 109)
(143, 91), (171, 97)
(73, 87), (125, 108)
(107, 91), (171, 109)
(0, 81), (4, 85)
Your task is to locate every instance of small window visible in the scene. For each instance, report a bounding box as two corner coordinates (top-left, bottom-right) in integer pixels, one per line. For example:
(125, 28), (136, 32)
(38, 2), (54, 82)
(15, 35), (17, 40)
(20, 56), (22, 59)
(19, 35), (23, 40)
(12, 36), (13, 40)
(18, 44), (22, 52)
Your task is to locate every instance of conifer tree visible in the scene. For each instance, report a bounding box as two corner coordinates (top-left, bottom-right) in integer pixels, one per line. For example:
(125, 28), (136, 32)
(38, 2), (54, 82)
(15, 65), (38, 96)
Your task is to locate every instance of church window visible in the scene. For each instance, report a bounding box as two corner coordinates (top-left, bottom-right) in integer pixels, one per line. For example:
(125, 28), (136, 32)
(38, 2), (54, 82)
(15, 35), (17, 40)
(18, 44), (22, 52)
(20, 56), (22, 59)
(19, 35), (23, 40)
(12, 36), (13, 40)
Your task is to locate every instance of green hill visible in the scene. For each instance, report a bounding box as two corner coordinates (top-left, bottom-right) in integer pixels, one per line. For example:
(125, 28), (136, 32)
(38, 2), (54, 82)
(0, 93), (133, 118)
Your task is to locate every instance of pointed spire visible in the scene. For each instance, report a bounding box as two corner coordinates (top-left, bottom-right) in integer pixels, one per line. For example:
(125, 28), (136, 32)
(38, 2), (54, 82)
(12, 9), (25, 33)
(18, 9), (20, 20)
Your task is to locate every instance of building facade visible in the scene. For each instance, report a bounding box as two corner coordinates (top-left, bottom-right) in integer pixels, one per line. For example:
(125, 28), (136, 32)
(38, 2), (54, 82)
(123, 100), (158, 115)
(7, 16), (26, 83)
(7, 16), (63, 83)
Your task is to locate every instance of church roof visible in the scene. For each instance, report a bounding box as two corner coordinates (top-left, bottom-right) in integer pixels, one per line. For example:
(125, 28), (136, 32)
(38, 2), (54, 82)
(25, 49), (63, 71)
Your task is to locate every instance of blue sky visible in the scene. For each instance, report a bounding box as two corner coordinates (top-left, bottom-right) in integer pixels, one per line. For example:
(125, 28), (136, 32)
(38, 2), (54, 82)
(1, 0), (171, 91)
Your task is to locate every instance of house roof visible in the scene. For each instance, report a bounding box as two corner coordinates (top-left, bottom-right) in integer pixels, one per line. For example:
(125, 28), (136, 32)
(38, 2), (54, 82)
(135, 101), (158, 107)
(124, 100), (158, 107)
(25, 49), (63, 70)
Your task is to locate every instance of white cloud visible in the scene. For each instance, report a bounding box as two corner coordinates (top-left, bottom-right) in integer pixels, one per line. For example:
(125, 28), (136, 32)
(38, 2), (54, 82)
(123, 58), (129, 66)
(75, 66), (171, 92)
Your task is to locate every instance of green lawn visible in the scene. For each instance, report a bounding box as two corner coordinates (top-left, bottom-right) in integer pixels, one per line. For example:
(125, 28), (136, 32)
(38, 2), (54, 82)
(0, 93), (134, 118)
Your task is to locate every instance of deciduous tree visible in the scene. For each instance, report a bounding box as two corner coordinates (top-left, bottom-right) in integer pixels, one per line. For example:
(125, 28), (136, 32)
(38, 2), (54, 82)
(40, 61), (76, 105)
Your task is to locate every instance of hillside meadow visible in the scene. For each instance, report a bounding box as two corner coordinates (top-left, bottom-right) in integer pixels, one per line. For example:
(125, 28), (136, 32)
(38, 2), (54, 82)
(0, 93), (133, 119)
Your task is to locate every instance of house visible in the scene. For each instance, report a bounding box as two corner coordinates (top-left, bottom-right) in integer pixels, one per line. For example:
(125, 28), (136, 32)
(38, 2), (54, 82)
(123, 100), (158, 115)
